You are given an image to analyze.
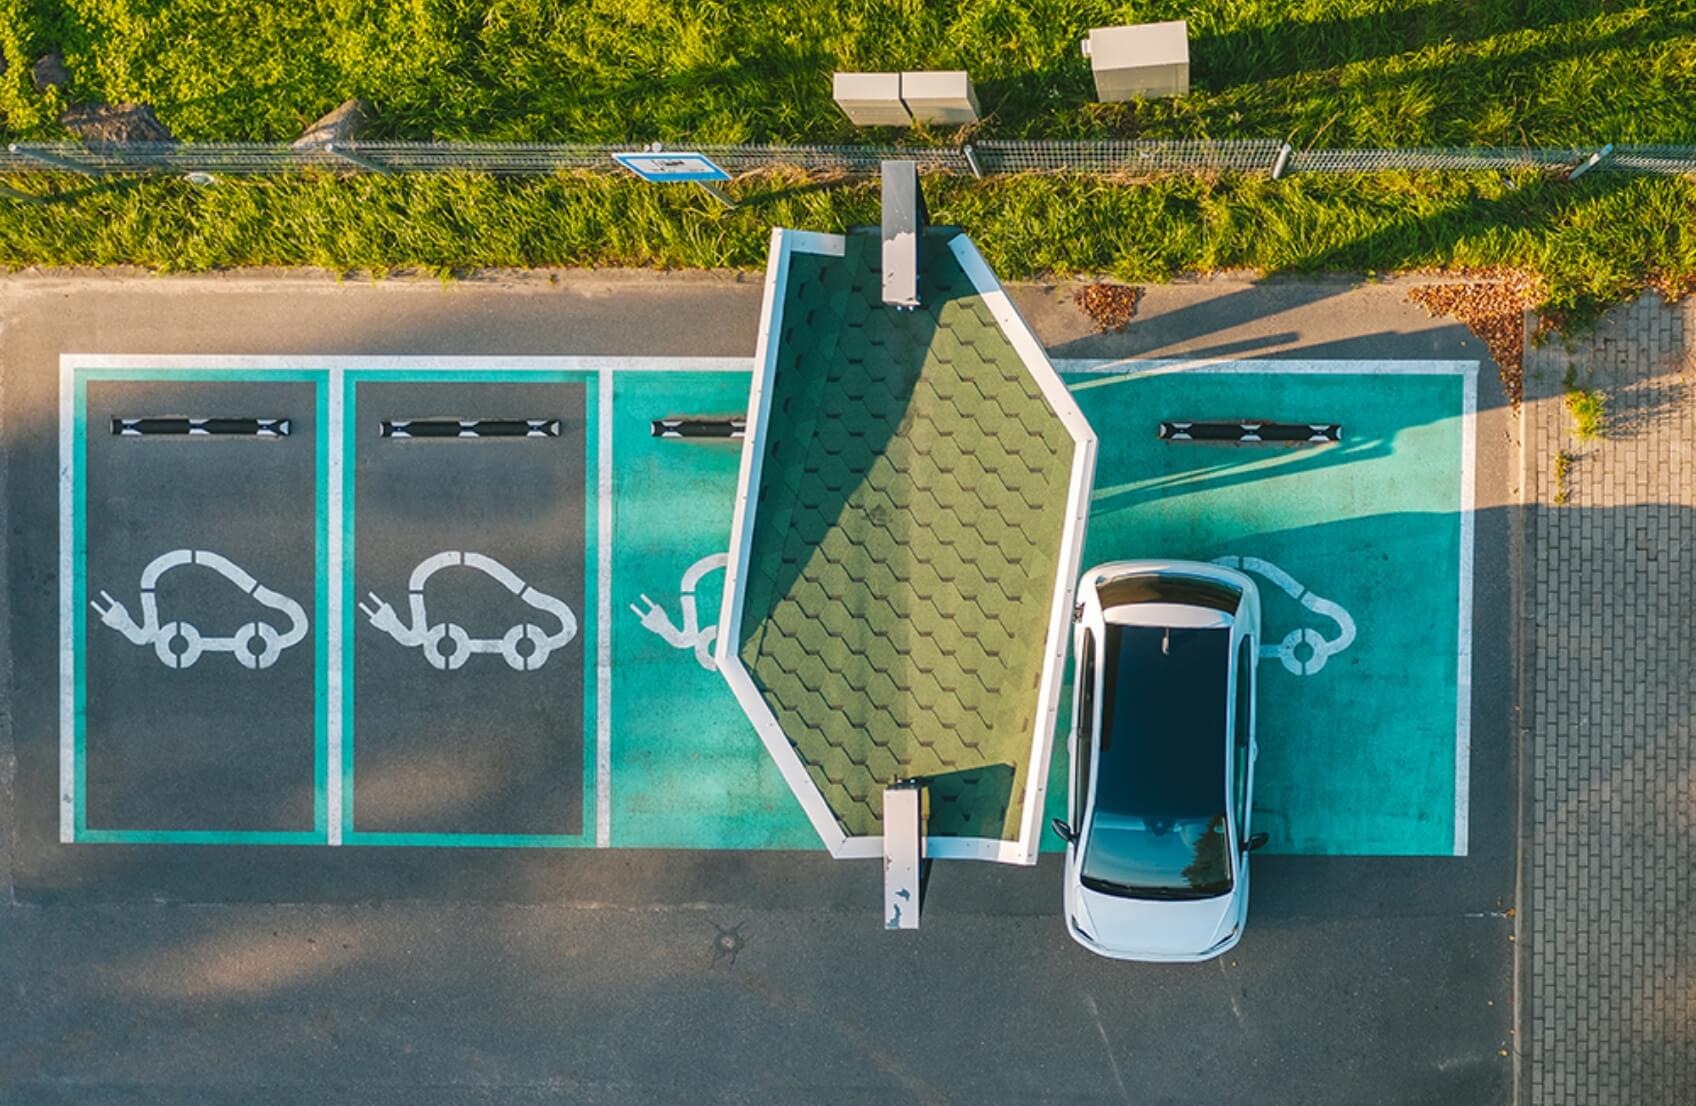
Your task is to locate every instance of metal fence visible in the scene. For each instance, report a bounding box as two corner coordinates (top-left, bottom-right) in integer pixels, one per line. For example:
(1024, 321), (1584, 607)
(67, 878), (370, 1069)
(3, 138), (1694, 182)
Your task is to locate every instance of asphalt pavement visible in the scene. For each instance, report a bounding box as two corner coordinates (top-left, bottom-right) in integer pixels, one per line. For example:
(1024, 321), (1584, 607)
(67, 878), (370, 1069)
(1, 269), (1519, 1106)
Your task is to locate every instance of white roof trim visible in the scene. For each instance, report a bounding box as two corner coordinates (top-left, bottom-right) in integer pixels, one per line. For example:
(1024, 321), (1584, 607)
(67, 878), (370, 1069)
(716, 228), (850, 854)
(948, 234), (1096, 866)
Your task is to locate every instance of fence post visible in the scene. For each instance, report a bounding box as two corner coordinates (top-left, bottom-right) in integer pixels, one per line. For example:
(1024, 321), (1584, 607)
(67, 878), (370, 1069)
(1566, 143), (1614, 182)
(961, 142), (984, 179)
(1270, 142), (1293, 180)
(7, 143), (102, 176)
(325, 142), (394, 176)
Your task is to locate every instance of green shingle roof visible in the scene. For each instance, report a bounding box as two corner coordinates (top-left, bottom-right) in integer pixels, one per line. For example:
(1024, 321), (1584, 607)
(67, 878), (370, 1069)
(735, 231), (1077, 841)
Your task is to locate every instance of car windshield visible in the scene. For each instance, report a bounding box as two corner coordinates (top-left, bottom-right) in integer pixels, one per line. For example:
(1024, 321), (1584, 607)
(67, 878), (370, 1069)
(1081, 811), (1231, 899)
(1080, 621), (1233, 900)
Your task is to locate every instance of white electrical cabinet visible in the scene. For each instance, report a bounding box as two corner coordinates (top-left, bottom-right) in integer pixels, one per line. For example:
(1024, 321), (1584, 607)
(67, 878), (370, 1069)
(1082, 20), (1190, 101)
(900, 70), (981, 125)
(832, 72), (913, 126)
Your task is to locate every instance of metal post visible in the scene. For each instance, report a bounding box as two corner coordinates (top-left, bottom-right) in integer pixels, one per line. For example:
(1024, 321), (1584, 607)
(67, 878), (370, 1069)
(883, 781), (925, 930)
(1566, 143), (1614, 182)
(324, 142), (393, 176)
(961, 141), (984, 179)
(1270, 142), (1293, 180)
(7, 143), (102, 176)
(694, 180), (737, 209)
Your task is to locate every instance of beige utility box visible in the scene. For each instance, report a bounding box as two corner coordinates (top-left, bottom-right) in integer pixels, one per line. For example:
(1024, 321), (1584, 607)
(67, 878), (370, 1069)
(1082, 21), (1190, 100)
(899, 70), (981, 125)
(832, 71), (912, 126)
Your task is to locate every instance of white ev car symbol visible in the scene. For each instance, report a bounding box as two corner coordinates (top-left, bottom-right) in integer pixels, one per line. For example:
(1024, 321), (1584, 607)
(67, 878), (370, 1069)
(1212, 555), (1357, 676)
(91, 549), (310, 670)
(359, 551), (578, 672)
(629, 552), (728, 671)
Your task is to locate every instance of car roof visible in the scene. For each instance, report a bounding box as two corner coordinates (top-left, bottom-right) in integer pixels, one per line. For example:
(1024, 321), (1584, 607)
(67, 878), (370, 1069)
(1094, 621), (1230, 820)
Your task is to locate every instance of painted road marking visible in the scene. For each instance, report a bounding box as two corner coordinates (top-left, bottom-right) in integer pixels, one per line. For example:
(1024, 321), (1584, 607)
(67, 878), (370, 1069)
(358, 551), (580, 672)
(345, 374), (590, 843)
(1058, 360), (1476, 857)
(67, 370), (328, 843)
(58, 361), (75, 842)
(629, 551), (729, 671)
(327, 370), (345, 844)
(59, 357), (1474, 856)
(1455, 368), (1477, 856)
(1213, 555), (1357, 677)
(597, 373), (613, 847)
(91, 549), (310, 670)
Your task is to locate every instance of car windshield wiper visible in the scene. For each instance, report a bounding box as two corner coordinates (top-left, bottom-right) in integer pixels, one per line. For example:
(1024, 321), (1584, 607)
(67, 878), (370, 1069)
(1082, 877), (1197, 901)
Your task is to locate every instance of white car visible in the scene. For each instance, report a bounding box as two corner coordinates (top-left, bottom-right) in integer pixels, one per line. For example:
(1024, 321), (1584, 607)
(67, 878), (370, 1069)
(1053, 560), (1267, 962)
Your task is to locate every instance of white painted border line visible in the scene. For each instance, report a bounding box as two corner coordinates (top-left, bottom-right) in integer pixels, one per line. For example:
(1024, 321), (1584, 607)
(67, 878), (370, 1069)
(595, 370), (614, 847)
(716, 229), (852, 855)
(59, 355), (755, 374)
(58, 357), (75, 843)
(1454, 364), (1478, 857)
(1056, 357), (1479, 376)
(950, 234), (1098, 867)
(326, 367), (344, 844)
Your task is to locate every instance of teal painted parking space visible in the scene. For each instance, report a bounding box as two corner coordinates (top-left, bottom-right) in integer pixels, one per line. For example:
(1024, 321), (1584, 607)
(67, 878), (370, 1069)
(62, 358), (1471, 858)
(67, 368), (331, 846)
(609, 372), (816, 849)
(1045, 365), (1473, 857)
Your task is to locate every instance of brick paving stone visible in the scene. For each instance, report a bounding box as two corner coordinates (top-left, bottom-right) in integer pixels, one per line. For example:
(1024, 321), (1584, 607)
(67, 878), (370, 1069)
(1523, 292), (1695, 1105)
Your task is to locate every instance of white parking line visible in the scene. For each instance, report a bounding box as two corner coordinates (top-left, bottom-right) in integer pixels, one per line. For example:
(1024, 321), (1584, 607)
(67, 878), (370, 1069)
(596, 371), (614, 847)
(326, 367), (344, 844)
(59, 355), (754, 373)
(1455, 365), (1477, 857)
(1055, 357), (1480, 376)
(58, 361), (75, 843)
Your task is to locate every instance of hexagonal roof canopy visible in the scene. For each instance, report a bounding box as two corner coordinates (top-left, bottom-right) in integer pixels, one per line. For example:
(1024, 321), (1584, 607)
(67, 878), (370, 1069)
(718, 227), (1096, 864)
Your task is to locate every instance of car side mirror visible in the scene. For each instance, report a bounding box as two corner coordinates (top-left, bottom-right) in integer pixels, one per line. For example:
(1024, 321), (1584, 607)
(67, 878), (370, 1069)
(1246, 831), (1269, 852)
(1050, 818), (1078, 845)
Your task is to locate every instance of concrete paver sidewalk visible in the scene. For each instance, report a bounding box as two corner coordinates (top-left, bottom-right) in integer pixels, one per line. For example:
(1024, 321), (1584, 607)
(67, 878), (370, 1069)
(1523, 292), (1696, 1105)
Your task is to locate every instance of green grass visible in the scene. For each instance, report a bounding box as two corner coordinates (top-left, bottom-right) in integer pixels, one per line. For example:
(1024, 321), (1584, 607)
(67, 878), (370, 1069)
(1, 1), (1691, 315)
(1553, 449), (1576, 504)
(1563, 371), (1610, 439)
(2, 169), (1690, 323)
(1, 0), (1693, 146)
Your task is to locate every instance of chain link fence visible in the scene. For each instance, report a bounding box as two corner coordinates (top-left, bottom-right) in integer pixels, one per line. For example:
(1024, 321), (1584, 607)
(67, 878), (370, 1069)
(2, 138), (1693, 182)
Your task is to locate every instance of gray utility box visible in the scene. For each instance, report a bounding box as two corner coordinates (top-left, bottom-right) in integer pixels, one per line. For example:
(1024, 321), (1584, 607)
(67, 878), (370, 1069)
(899, 70), (981, 125)
(1082, 20), (1190, 100)
(832, 71), (912, 126)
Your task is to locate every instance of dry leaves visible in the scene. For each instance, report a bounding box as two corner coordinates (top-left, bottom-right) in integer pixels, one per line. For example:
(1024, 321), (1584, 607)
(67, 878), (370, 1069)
(1649, 268), (1696, 304)
(1074, 282), (1144, 333)
(1406, 272), (1544, 406)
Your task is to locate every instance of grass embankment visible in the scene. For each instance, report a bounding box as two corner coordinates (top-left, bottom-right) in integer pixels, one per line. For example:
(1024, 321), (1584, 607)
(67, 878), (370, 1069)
(1, 0), (1693, 146)
(0, 1), (1692, 321)
(2, 169), (1691, 325)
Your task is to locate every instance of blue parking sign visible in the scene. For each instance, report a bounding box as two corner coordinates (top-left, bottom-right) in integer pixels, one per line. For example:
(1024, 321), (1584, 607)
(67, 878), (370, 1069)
(612, 151), (731, 183)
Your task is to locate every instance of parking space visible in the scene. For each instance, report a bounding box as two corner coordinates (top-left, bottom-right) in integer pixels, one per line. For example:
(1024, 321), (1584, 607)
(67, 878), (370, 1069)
(60, 357), (1474, 858)
(60, 357), (820, 853)
(608, 370), (817, 849)
(1049, 361), (1475, 857)
(344, 374), (592, 844)
(71, 371), (328, 844)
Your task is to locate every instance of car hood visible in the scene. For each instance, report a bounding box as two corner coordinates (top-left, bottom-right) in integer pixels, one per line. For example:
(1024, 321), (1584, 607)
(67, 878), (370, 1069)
(1074, 882), (1238, 959)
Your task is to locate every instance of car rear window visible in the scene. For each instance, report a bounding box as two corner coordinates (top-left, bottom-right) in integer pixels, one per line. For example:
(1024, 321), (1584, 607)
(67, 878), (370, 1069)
(1095, 573), (1241, 614)
(1083, 623), (1231, 898)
